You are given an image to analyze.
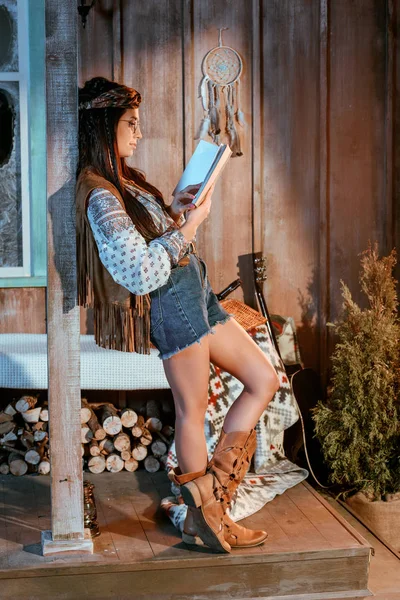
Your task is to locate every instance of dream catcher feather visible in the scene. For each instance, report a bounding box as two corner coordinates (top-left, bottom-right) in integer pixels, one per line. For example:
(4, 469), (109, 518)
(196, 28), (245, 157)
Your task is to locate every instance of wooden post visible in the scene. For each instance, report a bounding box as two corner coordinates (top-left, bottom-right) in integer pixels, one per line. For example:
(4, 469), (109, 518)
(42, 0), (93, 555)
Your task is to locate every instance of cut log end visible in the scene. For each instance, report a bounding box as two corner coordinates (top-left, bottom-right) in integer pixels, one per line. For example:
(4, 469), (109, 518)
(146, 417), (162, 433)
(113, 432), (131, 453)
(81, 426), (94, 444)
(120, 408), (138, 428)
(144, 456), (160, 473)
(151, 440), (167, 458)
(38, 459), (51, 475)
(9, 458), (28, 476)
(106, 453), (124, 473)
(88, 455), (106, 474)
(102, 416), (122, 436)
(15, 395), (38, 414)
(124, 457), (139, 472)
(131, 443), (147, 462)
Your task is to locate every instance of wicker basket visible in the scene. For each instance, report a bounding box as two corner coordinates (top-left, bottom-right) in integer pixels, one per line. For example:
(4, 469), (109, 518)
(221, 299), (266, 331)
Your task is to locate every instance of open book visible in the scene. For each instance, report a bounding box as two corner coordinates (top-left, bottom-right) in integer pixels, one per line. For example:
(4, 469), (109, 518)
(174, 140), (232, 206)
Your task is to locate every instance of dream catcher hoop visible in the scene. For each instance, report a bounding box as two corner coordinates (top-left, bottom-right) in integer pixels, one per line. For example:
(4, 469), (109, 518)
(196, 28), (245, 156)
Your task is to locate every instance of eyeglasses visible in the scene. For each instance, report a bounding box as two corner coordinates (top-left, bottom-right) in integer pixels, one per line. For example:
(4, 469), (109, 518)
(119, 118), (141, 133)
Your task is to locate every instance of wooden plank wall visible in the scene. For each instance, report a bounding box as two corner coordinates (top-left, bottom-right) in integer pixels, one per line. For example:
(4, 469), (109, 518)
(1, 0), (399, 383)
(0, 288), (46, 333)
(327, 0), (389, 357)
(261, 0), (321, 370)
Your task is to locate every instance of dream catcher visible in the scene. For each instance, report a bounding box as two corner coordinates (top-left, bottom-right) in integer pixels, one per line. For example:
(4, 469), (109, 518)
(196, 28), (245, 156)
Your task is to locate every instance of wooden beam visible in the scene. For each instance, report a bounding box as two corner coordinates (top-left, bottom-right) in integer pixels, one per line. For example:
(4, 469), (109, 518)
(251, 0), (262, 256)
(182, 0), (195, 169)
(42, 0), (92, 555)
(395, 0), (400, 292)
(112, 0), (122, 82)
(385, 0), (395, 253)
(319, 0), (329, 389)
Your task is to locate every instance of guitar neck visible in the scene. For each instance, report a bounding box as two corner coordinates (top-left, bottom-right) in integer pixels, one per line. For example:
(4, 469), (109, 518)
(253, 254), (282, 359)
(254, 282), (282, 359)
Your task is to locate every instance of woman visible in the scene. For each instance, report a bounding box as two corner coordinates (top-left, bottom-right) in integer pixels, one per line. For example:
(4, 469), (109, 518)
(76, 77), (280, 553)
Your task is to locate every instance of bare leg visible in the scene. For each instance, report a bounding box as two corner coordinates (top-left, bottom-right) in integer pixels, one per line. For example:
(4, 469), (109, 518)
(162, 337), (211, 474)
(165, 320), (276, 552)
(208, 318), (280, 432)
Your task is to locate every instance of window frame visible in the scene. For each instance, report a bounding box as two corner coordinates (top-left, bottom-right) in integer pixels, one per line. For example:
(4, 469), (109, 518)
(0, 0), (46, 288)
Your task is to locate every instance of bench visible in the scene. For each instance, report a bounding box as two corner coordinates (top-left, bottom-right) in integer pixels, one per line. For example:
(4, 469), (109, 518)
(0, 312), (301, 393)
(0, 334), (169, 390)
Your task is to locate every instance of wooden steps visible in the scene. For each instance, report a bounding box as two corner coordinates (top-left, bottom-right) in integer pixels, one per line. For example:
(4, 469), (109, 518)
(0, 473), (372, 599)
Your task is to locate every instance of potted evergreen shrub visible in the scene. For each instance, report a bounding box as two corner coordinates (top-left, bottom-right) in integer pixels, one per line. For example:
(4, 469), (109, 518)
(313, 244), (400, 550)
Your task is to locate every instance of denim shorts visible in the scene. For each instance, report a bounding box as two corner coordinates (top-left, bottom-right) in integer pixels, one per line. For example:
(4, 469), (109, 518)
(149, 252), (231, 360)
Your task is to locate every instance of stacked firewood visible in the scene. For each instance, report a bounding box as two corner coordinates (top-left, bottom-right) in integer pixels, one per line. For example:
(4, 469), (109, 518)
(0, 395), (50, 476)
(81, 398), (174, 474)
(0, 395), (174, 476)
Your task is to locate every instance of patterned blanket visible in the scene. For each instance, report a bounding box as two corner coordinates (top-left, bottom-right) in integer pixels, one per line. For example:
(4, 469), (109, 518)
(161, 322), (309, 531)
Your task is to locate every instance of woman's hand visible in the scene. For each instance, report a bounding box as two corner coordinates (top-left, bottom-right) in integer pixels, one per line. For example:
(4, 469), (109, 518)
(179, 184), (215, 242)
(167, 184), (201, 222)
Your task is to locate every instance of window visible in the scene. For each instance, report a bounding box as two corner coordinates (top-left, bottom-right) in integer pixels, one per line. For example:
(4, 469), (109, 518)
(0, 91), (15, 167)
(0, 0), (46, 287)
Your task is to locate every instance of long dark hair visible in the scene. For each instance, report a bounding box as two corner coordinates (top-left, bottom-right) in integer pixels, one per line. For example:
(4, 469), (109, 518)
(77, 77), (166, 241)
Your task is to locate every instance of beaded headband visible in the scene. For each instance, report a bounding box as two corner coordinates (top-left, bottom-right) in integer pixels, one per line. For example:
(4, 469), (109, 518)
(78, 85), (141, 110)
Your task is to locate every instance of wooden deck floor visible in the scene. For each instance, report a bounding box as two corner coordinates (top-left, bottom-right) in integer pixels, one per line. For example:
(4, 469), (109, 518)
(0, 473), (372, 599)
(322, 493), (400, 600)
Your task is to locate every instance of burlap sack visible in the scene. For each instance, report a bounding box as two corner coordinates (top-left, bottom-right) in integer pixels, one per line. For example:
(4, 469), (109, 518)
(346, 491), (400, 551)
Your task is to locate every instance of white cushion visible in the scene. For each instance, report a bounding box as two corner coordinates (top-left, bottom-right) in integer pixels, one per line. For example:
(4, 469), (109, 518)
(0, 334), (169, 390)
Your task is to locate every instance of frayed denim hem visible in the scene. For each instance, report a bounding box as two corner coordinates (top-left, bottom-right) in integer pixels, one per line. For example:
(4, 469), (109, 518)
(158, 314), (232, 361)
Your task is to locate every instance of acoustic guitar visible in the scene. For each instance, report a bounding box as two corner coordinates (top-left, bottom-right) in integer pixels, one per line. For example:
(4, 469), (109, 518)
(216, 260), (327, 484)
(253, 253), (327, 485)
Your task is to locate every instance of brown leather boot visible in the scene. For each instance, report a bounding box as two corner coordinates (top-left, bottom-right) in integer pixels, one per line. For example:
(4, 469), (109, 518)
(207, 428), (268, 546)
(170, 468), (231, 553)
(183, 506), (268, 548)
(171, 429), (267, 550)
(208, 428), (258, 510)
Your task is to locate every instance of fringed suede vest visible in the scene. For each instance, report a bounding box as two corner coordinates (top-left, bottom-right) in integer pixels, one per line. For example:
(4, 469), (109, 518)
(76, 169), (151, 353)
